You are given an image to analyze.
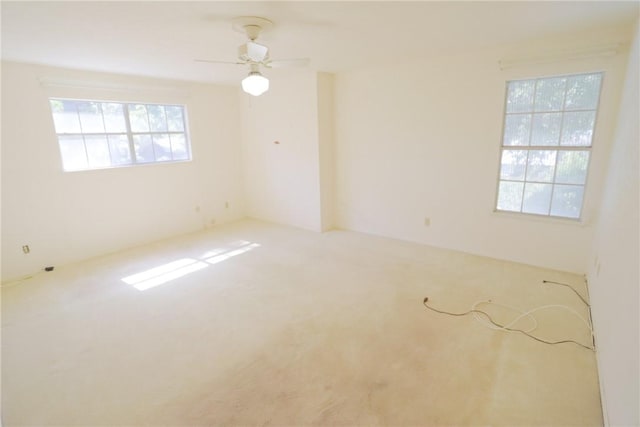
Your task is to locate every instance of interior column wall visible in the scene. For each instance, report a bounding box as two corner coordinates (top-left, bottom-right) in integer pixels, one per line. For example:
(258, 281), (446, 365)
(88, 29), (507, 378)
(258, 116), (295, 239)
(317, 72), (335, 232)
(240, 69), (323, 232)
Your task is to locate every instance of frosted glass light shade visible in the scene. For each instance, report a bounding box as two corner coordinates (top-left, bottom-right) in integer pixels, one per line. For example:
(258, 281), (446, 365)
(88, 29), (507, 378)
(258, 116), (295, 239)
(242, 72), (269, 96)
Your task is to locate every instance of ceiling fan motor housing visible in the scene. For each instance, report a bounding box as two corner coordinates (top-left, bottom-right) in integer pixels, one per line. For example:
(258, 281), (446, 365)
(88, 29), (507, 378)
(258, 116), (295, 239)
(238, 41), (269, 63)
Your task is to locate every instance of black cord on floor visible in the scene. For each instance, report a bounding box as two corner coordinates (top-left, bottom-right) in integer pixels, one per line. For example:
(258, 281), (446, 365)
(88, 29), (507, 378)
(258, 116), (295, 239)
(422, 297), (595, 351)
(542, 280), (590, 307)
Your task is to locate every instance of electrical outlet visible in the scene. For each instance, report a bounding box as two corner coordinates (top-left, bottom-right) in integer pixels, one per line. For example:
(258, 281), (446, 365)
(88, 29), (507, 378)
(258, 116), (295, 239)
(22, 245), (30, 254)
(424, 217), (431, 227)
(225, 201), (229, 209)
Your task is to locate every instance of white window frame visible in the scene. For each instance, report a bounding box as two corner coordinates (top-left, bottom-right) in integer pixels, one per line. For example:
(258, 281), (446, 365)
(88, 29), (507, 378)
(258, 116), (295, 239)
(49, 98), (192, 171)
(494, 72), (603, 220)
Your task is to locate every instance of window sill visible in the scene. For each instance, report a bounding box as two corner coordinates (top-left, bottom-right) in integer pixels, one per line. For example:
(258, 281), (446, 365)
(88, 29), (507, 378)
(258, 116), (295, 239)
(492, 209), (589, 227)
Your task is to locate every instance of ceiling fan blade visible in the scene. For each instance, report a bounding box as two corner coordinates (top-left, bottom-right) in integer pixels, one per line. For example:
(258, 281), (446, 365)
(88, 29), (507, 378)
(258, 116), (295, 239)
(265, 58), (310, 68)
(195, 59), (245, 65)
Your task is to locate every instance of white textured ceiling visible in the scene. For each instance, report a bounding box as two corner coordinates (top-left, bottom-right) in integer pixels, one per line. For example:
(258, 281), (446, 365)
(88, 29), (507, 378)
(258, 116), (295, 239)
(1, 1), (638, 85)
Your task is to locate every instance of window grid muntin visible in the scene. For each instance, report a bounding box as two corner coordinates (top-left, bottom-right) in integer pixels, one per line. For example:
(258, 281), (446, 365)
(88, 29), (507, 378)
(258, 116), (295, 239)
(50, 98), (191, 171)
(495, 72), (602, 220)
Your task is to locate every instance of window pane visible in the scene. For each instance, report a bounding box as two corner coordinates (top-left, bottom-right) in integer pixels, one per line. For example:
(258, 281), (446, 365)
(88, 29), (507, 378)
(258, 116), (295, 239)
(51, 99), (191, 171)
(170, 134), (189, 160)
(525, 150), (556, 183)
(108, 135), (132, 165)
(565, 74), (602, 111)
(500, 149), (527, 181)
(166, 106), (185, 131)
(530, 113), (561, 146)
(102, 103), (126, 133)
(550, 185), (584, 218)
(58, 135), (87, 170)
(85, 135), (111, 168)
(50, 99), (81, 133)
(497, 181), (524, 212)
(129, 104), (150, 132)
(78, 101), (104, 133)
(147, 105), (168, 132)
(555, 151), (589, 185)
(496, 73), (599, 219)
(152, 134), (172, 161)
(506, 80), (535, 113)
(534, 77), (566, 112)
(561, 111), (595, 146)
(133, 135), (154, 163)
(503, 114), (531, 146)
(522, 183), (552, 215)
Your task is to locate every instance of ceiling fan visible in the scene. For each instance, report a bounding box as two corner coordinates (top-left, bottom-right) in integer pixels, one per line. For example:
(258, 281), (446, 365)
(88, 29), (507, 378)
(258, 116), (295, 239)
(196, 16), (310, 96)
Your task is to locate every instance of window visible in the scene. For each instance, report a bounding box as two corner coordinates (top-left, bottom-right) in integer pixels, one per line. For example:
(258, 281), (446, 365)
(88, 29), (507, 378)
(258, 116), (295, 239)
(49, 99), (191, 171)
(495, 72), (602, 219)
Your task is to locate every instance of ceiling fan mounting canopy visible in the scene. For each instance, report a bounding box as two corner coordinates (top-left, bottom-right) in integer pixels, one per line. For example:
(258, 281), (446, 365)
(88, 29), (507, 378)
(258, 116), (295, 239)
(231, 16), (273, 40)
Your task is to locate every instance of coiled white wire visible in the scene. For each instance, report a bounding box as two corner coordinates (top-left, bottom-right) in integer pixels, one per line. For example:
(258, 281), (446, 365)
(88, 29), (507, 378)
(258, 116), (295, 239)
(470, 301), (593, 334)
(422, 280), (595, 351)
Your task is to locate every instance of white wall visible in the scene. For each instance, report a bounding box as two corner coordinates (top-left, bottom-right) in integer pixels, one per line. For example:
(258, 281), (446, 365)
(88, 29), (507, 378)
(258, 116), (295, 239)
(587, 21), (639, 426)
(334, 26), (630, 273)
(240, 69), (323, 232)
(1, 62), (245, 281)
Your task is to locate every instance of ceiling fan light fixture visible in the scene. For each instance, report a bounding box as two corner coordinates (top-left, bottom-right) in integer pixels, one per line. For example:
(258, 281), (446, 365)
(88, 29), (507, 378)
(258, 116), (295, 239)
(242, 71), (269, 96)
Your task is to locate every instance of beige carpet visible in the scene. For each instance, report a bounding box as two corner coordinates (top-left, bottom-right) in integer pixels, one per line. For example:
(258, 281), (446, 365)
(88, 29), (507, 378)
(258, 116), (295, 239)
(2, 219), (601, 425)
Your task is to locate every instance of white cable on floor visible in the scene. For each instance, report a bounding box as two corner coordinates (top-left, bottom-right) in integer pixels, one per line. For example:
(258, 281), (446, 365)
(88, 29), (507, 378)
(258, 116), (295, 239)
(470, 301), (593, 334)
(422, 280), (596, 351)
(470, 300), (538, 332)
